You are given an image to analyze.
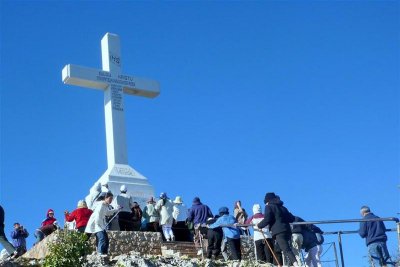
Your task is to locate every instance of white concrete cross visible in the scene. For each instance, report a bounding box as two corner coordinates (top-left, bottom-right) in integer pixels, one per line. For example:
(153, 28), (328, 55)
(62, 33), (159, 168)
(61, 33), (159, 208)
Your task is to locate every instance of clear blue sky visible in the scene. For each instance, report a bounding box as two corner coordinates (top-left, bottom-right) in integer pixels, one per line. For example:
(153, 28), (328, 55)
(1, 1), (398, 266)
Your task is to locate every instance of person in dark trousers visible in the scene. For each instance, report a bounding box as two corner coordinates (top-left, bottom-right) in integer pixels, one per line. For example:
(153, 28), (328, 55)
(208, 207), (241, 261)
(187, 197), (213, 255)
(245, 204), (274, 264)
(358, 206), (394, 267)
(131, 202), (142, 231)
(257, 193), (298, 266)
(206, 215), (223, 259)
(0, 205), (17, 259)
(10, 223), (29, 256)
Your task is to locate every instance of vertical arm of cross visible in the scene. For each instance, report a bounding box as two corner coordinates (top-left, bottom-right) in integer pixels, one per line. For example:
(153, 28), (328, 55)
(101, 33), (128, 167)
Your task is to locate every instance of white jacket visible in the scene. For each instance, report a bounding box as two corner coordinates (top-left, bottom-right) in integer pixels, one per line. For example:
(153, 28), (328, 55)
(112, 193), (133, 213)
(173, 203), (188, 222)
(85, 202), (117, 233)
(155, 199), (174, 225)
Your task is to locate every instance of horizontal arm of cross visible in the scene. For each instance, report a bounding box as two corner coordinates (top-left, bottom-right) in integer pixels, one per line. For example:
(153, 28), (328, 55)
(62, 64), (160, 98)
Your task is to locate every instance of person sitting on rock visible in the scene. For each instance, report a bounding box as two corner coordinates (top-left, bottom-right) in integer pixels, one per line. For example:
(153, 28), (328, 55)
(34, 209), (57, 244)
(64, 200), (93, 233)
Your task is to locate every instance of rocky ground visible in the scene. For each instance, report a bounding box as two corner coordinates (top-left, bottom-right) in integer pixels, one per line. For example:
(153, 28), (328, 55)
(0, 252), (274, 267)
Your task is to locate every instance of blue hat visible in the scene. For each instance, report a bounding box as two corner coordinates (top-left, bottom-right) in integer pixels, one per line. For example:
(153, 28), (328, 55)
(218, 207), (229, 215)
(160, 192), (167, 199)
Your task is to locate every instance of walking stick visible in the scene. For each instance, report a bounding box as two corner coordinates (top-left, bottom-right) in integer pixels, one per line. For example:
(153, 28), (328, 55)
(256, 228), (282, 267)
(104, 207), (122, 230)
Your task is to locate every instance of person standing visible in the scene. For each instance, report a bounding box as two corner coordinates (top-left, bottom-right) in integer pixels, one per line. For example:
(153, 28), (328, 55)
(143, 197), (160, 232)
(155, 192), (175, 241)
(86, 183), (102, 210)
(85, 192), (119, 257)
(172, 196), (189, 241)
(131, 202), (142, 231)
(245, 204), (274, 264)
(257, 192), (298, 266)
(187, 197), (213, 255)
(234, 200), (249, 235)
(205, 215), (223, 259)
(300, 221), (324, 267)
(64, 200), (93, 233)
(10, 223), (29, 256)
(208, 207), (241, 261)
(0, 205), (17, 258)
(291, 216), (305, 265)
(358, 206), (394, 267)
(112, 185), (135, 231)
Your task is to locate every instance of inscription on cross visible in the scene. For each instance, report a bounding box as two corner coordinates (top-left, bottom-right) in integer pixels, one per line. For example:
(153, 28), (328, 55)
(62, 33), (160, 168)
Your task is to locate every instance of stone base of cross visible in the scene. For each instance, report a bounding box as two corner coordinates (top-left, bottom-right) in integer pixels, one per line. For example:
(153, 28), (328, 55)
(90, 164), (154, 208)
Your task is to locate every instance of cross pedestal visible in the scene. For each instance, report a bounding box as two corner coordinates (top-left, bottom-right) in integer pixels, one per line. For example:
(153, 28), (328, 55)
(62, 33), (159, 207)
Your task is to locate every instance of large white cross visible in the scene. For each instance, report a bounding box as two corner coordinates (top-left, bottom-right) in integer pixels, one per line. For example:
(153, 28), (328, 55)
(62, 33), (160, 169)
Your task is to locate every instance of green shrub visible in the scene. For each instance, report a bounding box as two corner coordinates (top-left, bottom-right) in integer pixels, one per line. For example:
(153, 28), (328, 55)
(43, 230), (92, 267)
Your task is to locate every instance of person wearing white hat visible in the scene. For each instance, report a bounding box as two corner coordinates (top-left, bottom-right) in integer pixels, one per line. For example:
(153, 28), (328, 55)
(172, 196), (190, 241)
(112, 184), (135, 231)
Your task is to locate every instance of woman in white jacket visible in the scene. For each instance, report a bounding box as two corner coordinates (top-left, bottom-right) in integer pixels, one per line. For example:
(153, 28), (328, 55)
(85, 192), (119, 256)
(155, 192), (175, 241)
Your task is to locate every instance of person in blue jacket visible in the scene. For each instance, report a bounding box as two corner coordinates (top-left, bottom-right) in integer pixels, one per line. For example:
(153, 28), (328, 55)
(10, 223), (29, 256)
(358, 206), (394, 267)
(208, 207), (241, 260)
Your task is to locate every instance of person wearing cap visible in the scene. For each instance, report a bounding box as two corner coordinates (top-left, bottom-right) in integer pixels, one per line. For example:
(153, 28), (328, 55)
(112, 185), (135, 231)
(257, 192), (298, 266)
(85, 192), (119, 257)
(64, 200), (93, 233)
(155, 192), (175, 241)
(34, 209), (57, 244)
(208, 207), (241, 260)
(172, 196), (189, 241)
(0, 205), (17, 259)
(187, 197), (213, 255)
(245, 204), (274, 264)
(143, 196), (160, 232)
(10, 222), (29, 257)
(358, 206), (394, 267)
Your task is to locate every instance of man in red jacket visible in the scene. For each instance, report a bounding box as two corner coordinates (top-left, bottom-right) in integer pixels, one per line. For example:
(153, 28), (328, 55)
(65, 200), (93, 233)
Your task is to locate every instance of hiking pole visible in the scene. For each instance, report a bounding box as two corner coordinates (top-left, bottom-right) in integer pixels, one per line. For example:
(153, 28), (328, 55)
(256, 228), (282, 267)
(104, 206), (123, 230)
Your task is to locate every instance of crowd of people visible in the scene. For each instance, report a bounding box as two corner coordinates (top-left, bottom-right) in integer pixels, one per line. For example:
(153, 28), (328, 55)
(0, 186), (396, 267)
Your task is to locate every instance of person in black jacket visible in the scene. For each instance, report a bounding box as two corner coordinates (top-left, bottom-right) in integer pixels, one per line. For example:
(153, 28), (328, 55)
(257, 193), (298, 266)
(0, 205), (17, 259)
(302, 223), (324, 267)
(206, 215), (223, 259)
